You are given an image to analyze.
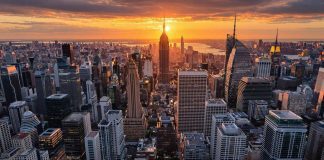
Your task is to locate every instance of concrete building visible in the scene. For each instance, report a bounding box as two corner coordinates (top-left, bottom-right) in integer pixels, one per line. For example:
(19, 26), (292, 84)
(236, 77), (272, 113)
(254, 56), (271, 78)
(248, 100), (268, 122)
(181, 132), (208, 160)
(9, 101), (29, 134)
(45, 94), (71, 128)
(282, 91), (307, 116)
(85, 131), (101, 160)
(216, 123), (247, 160)
(15, 148), (38, 160)
(0, 120), (12, 153)
(203, 99), (227, 137)
(305, 121), (324, 160)
(262, 110), (307, 160)
(12, 133), (33, 151)
(159, 18), (170, 84)
(39, 128), (65, 160)
(210, 113), (236, 159)
(176, 70), (207, 133)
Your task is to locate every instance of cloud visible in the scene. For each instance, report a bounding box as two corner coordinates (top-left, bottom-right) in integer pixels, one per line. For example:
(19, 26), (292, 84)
(0, 0), (321, 21)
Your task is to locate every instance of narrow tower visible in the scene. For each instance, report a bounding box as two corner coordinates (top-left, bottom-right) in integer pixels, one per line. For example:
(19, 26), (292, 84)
(159, 17), (170, 84)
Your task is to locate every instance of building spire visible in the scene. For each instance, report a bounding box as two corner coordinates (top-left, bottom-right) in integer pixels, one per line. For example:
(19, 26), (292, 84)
(274, 28), (279, 53)
(233, 13), (236, 39)
(163, 16), (166, 33)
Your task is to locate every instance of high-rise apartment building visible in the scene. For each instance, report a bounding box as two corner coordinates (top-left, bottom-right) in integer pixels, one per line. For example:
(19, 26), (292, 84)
(305, 121), (324, 160)
(248, 100), (268, 122)
(124, 59), (146, 141)
(176, 70), (207, 133)
(236, 77), (272, 113)
(59, 71), (82, 112)
(181, 132), (208, 160)
(12, 133), (33, 151)
(1, 65), (22, 106)
(99, 110), (126, 160)
(9, 101), (29, 134)
(216, 123), (247, 160)
(210, 113), (236, 159)
(203, 99), (227, 137)
(282, 91), (307, 116)
(262, 110), (307, 160)
(34, 70), (54, 115)
(85, 131), (101, 160)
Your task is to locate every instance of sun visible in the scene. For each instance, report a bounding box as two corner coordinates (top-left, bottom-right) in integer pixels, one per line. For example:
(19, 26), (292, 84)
(165, 25), (170, 32)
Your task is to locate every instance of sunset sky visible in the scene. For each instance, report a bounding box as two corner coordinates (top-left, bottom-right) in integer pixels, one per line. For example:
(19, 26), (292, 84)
(0, 0), (323, 40)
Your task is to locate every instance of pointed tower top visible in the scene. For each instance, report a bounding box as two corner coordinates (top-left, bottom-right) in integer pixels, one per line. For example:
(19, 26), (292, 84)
(233, 13), (237, 40)
(275, 28), (278, 46)
(163, 16), (166, 33)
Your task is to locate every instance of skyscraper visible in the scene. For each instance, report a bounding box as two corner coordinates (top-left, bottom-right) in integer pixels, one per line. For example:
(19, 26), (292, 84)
(79, 63), (92, 102)
(236, 77), (272, 113)
(20, 111), (42, 146)
(0, 120), (12, 153)
(225, 41), (252, 108)
(262, 110), (307, 160)
(84, 131), (101, 160)
(203, 99), (227, 137)
(281, 91), (307, 116)
(305, 121), (324, 160)
(210, 113), (236, 160)
(216, 123), (247, 160)
(1, 65), (22, 106)
(62, 112), (91, 160)
(35, 70), (54, 115)
(12, 133), (33, 151)
(176, 70), (207, 133)
(254, 56), (271, 78)
(224, 14), (237, 84)
(59, 71), (82, 112)
(62, 44), (74, 65)
(124, 59), (146, 141)
(46, 94), (72, 128)
(181, 132), (209, 160)
(99, 110), (126, 160)
(159, 17), (170, 84)
(9, 101), (29, 134)
(181, 36), (184, 55)
(270, 29), (281, 78)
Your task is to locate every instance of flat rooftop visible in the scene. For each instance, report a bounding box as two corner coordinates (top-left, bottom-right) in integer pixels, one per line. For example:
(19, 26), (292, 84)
(40, 128), (61, 137)
(9, 101), (27, 107)
(270, 110), (302, 120)
(47, 94), (68, 99)
(86, 131), (99, 138)
(178, 69), (208, 76)
(207, 99), (227, 105)
(220, 123), (242, 136)
(183, 132), (205, 147)
(241, 77), (270, 83)
(62, 112), (86, 122)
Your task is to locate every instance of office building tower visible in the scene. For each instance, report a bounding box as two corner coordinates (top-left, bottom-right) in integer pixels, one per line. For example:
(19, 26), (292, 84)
(181, 132), (208, 160)
(277, 76), (298, 91)
(224, 14), (237, 79)
(209, 74), (225, 98)
(0, 120), (12, 153)
(38, 150), (50, 160)
(46, 94), (72, 128)
(203, 99), (227, 137)
(254, 56), (271, 78)
(35, 71), (54, 115)
(39, 128), (65, 160)
(262, 110), (307, 160)
(86, 80), (98, 122)
(62, 44), (74, 65)
(15, 148), (38, 160)
(314, 67), (324, 94)
(270, 29), (281, 78)
(248, 100), (268, 122)
(97, 96), (112, 121)
(9, 101), (29, 134)
(236, 77), (272, 113)
(0, 76), (5, 104)
(291, 62), (305, 84)
(316, 86), (324, 117)
(305, 121), (324, 160)
(282, 91), (307, 116)
(85, 131), (101, 160)
(225, 41), (252, 108)
(79, 63), (92, 101)
(1, 65), (22, 105)
(20, 111), (42, 146)
(181, 36), (184, 55)
(176, 70), (207, 133)
(101, 65), (109, 96)
(24, 92), (37, 114)
(59, 71), (82, 112)
(143, 59), (153, 77)
(12, 133), (33, 151)
(216, 123), (247, 160)
(210, 113), (236, 159)
(124, 60), (146, 141)
(159, 18), (170, 84)
(131, 50), (143, 79)
(99, 110), (126, 160)
(62, 112), (91, 160)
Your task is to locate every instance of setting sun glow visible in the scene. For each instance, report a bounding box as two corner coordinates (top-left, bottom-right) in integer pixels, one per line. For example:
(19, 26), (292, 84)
(165, 25), (171, 32)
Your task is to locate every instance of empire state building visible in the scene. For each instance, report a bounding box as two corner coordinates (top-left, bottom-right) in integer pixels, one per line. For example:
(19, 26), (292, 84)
(159, 18), (169, 84)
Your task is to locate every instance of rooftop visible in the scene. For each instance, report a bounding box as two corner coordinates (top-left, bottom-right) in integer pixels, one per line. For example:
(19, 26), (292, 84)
(40, 128), (61, 137)
(62, 112), (86, 122)
(178, 69), (208, 76)
(220, 123), (242, 136)
(12, 133), (29, 139)
(9, 101), (27, 108)
(270, 110), (302, 120)
(206, 99), (227, 105)
(240, 77), (270, 83)
(183, 132), (206, 147)
(86, 131), (99, 138)
(47, 94), (68, 99)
